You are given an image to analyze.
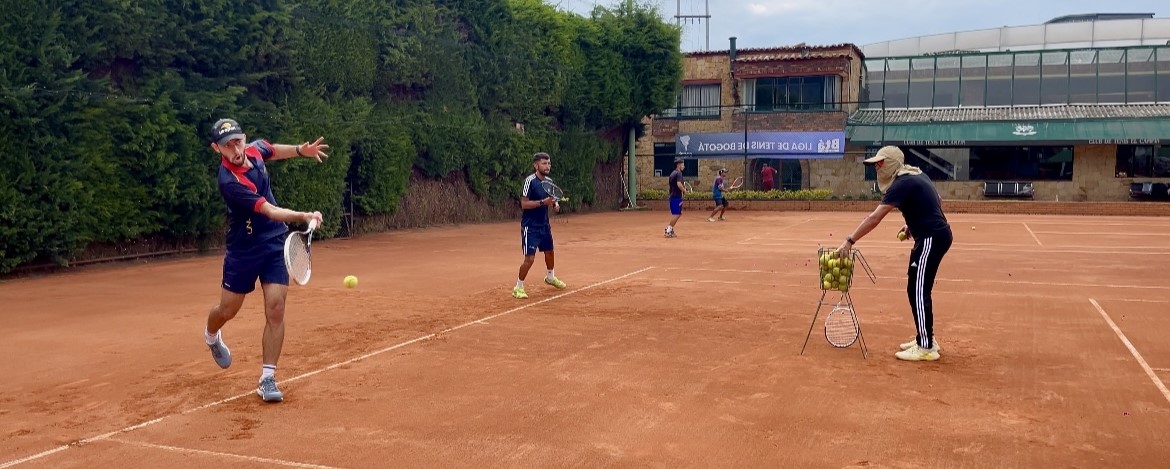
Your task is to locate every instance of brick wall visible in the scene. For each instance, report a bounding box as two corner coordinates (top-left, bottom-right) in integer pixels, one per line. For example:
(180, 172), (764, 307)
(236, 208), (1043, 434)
(734, 58), (850, 80)
(730, 110), (846, 132)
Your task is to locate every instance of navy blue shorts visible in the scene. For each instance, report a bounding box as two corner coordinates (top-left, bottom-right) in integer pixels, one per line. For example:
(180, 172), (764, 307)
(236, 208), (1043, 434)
(222, 235), (289, 294)
(669, 197), (683, 215)
(714, 196), (727, 207)
(521, 224), (554, 256)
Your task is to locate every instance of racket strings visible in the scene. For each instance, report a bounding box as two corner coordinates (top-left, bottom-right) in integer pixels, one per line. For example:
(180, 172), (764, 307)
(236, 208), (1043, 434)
(825, 307), (859, 347)
(286, 234), (311, 282)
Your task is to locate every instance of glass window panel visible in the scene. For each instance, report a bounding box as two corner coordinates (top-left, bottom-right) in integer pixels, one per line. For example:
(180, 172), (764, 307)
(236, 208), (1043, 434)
(1156, 147), (1170, 178)
(1097, 49), (1126, 104)
(969, 146), (1073, 181)
(934, 57), (960, 107)
(960, 55), (986, 107)
(1126, 48), (1156, 103)
(902, 147), (970, 181)
(884, 59), (910, 108)
(1041, 51), (1069, 105)
(1012, 52), (1041, 106)
(909, 57), (935, 108)
(801, 76), (826, 109)
(680, 84), (720, 117)
(864, 60), (884, 107)
(1068, 50), (1098, 103)
(1158, 47), (1170, 103)
(756, 78), (776, 111)
(1116, 145), (1153, 178)
(986, 54), (1013, 106)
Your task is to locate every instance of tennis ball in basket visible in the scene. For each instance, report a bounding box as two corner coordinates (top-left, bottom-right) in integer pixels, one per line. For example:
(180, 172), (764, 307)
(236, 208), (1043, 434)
(823, 272), (834, 282)
(823, 280), (832, 290)
(343, 275), (358, 288)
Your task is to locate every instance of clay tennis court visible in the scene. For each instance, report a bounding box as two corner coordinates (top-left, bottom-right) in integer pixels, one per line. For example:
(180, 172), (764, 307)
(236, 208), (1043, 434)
(3, 210), (1170, 468)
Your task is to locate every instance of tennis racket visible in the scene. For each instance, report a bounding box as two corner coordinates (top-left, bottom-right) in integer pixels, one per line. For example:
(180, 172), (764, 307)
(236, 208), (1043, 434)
(541, 179), (567, 202)
(683, 181), (694, 192)
(824, 303), (859, 347)
(284, 218), (319, 286)
(728, 177), (743, 190)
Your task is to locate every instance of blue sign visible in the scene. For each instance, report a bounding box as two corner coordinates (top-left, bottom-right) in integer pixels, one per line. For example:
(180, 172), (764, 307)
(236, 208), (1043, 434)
(675, 131), (846, 159)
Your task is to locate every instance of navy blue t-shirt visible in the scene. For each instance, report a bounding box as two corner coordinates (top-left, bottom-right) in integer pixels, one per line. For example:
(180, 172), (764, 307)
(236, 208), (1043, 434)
(521, 173), (551, 227)
(217, 140), (288, 254)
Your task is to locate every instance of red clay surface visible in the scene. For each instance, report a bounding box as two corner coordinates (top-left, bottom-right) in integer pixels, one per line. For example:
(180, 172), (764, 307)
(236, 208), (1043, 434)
(3, 211), (1170, 468)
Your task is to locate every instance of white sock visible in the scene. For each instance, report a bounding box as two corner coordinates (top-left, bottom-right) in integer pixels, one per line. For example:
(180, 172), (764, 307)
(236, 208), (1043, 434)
(204, 329), (220, 345)
(516, 279), (524, 288)
(546, 269), (555, 279)
(261, 364), (276, 381)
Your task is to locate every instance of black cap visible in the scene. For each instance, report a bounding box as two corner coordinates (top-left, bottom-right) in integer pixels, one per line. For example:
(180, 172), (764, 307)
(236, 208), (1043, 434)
(210, 118), (245, 145)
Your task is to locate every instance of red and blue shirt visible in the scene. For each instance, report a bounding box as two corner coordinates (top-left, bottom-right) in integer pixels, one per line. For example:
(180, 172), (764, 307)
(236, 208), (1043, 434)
(217, 140), (288, 253)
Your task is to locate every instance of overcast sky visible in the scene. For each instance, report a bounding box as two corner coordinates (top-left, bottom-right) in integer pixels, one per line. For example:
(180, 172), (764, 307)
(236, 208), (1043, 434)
(556, 0), (1170, 52)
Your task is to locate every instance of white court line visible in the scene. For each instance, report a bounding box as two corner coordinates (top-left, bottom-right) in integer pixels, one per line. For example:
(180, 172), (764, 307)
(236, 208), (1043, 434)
(738, 240), (1170, 255)
(1032, 231), (1170, 237)
(107, 439), (346, 469)
(1089, 299), (1170, 407)
(1023, 223), (1043, 246)
(0, 267), (654, 469)
(737, 217), (814, 243)
(943, 220), (1170, 227)
(639, 277), (1170, 303)
(665, 267), (1170, 290)
(1154, 368), (1170, 372)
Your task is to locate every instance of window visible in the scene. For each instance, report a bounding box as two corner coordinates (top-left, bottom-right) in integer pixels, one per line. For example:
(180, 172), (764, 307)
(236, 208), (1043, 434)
(985, 54), (1013, 106)
(1116, 146), (1170, 178)
(1041, 51), (1069, 105)
(883, 59), (910, 108)
(1158, 47), (1170, 102)
(933, 57), (960, 107)
(1127, 48), (1157, 103)
(1097, 50), (1126, 104)
(653, 144), (697, 177)
(750, 75), (839, 111)
(664, 84), (720, 118)
(966, 146), (1074, 181)
(909, 58), (935, 108)
(959, 55), (987, 107)
(1012, 53), (1041, 106)
(864, 146), (1074, 182)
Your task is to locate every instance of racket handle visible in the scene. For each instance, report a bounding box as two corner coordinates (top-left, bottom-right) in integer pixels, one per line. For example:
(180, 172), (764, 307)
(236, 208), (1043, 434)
(308, 218), (319, 231)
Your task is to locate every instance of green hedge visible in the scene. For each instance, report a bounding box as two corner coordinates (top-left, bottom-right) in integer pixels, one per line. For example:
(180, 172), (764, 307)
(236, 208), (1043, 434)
(0, 0), (682, 273)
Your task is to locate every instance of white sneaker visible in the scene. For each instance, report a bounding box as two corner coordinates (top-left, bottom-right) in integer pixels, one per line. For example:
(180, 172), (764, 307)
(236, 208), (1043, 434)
(900, 338), (940, 353)
(707, 217), (715, 222)
(895, 345), (940, 361)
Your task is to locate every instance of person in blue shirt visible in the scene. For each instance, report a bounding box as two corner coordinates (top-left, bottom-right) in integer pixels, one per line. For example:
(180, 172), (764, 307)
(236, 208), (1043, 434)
(203, 118), (329, 402)
(513, 152), (567, 299)
(664, 158), (686, 237)
(708, 168), (730, 222)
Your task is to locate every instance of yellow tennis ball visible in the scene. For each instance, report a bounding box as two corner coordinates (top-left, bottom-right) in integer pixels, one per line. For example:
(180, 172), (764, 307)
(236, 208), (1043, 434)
(344, 275), (358, 288)
(897, 231), (907, 241)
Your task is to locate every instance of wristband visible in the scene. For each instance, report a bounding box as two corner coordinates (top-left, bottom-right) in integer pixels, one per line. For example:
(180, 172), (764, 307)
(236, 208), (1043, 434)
(295, 144), (307, 157)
